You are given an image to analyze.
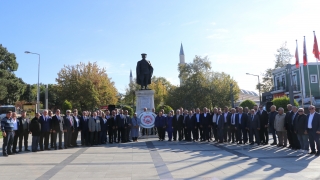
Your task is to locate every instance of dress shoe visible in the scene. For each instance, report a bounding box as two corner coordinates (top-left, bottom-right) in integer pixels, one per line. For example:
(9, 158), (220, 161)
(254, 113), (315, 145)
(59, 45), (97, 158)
(25, 149), (30, 151)
(308, 151), (316, 154)
(315, 152), (320, 156)
(270, 142), (277, 145)
(3, 154), (8, 157)
(249, 143), (254, 145)
(19, 150), (22, 152)
(8, 152), (15, 155)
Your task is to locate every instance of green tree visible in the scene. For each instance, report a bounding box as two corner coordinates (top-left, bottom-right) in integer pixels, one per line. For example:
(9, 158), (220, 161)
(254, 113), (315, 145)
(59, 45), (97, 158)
(56, 62), (118, 111)
(239, 100), (256, 110)
(0, 44), (24, 104)
(167, 56), (240, 110)
(62, 100), (72, 113)
(122, 105), (134, 116)
(272, 96), (298, 112)
(259, 42), (293, 92)
(156, 104), (173, 114)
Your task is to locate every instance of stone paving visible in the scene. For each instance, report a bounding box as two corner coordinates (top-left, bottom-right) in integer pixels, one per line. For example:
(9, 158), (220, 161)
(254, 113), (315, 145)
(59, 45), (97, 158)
(1, 135), (320, 180)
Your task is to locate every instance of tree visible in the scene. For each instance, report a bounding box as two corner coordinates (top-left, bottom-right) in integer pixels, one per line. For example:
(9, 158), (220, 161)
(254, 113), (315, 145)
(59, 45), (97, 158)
(272, 96), (298, 112)
(259, 42), (293, 92)
(62, 100), (72, 113)
(239, 100), (256, 109)
(0, 44), (25, 104)
(20, 84), (34, 103)
(167, 56), (240, 110)
(156, 104), (173, 114)
(56, 62), (118, 111)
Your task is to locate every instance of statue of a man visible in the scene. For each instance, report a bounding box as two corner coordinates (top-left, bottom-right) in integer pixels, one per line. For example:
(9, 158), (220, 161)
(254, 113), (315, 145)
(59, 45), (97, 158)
(136, 53), (153, 90)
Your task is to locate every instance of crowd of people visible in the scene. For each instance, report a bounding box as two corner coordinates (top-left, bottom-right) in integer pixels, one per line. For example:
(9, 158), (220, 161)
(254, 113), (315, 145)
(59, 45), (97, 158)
(1, 104), (320, 157)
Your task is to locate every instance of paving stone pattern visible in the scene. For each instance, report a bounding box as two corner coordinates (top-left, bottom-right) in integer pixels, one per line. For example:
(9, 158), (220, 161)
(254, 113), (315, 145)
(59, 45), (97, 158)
(1, 135), (320, 180)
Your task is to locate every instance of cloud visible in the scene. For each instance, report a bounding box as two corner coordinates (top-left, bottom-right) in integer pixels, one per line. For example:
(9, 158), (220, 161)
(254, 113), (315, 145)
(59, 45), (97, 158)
(181, 20), (199, 26)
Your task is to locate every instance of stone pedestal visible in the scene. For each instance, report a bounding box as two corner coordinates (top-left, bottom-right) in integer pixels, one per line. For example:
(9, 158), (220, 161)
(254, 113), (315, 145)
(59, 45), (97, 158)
(135, 90), (155, 115)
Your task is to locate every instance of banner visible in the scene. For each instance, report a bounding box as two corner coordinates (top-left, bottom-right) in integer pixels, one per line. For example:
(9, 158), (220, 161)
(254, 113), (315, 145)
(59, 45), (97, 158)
(138, 111), (156, 128)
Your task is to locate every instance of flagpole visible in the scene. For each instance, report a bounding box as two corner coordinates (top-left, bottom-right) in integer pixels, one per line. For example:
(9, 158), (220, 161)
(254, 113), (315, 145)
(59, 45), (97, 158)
(313, 31), (320, 101)
(304, 36), (313, 105)
(299, 65), (304, 107)
(307, 64), (312, 105)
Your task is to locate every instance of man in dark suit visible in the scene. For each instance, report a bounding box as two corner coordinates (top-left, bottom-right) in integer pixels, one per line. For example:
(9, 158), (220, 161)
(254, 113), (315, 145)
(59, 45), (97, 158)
(72, 110), (80, 147)
(200, 107), (211, 142)
(216, 110), (225, 143)
(235, 107), (248, 144)
(39, 110), (51, 150)
(211, 108), (219, 142)
(289, 106), (300, 150)
(63, 110), (74, 148)
(268, 105), (278, 145)
(306, 105), (320, 155)
(107, 110), (115, 143)
(136, 53), (153, 90)
(172, 110), (181, 141)
(256, 105), (269, 145)
(116, 110), (127, 143)
(79, 111), (89, 146)
(184, 110), (195, 141)
(17, 111), (30, 152)
(51, 109), (64, 150)
(124, 110), (132, 142)
(193, 108), (201, 141)
(223, 107), (232, 142)
(248, 109), (260, 145)
(228, 108), (237, 143)
(284, 104), (294, 148)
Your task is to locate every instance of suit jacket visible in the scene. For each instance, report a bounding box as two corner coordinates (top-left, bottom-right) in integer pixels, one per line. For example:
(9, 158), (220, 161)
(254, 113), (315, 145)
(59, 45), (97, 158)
(289, 112), (299, 131)
(268, 111), (278, 127)
(228, 113), (237, 126)
(200, 113), (211, 127)
(172, 114), (181, 129)
(39, 115), (51, 132)
(63, 116), (74, 131)
(216, 114), (225, 129)
(73, 116), (80, 131)
(185, 115), (195, 128)
(51, 115), (63, 132)
(256, 110), (268, 127)
(285, 111), (294, 129)
(99, 117), (107, 131)
(155, 115), (166, 128)
(106, 116), (115, 129)
(235, 113), (247, 129)
(79, 116), (89, 131)
(247, 114), (260, 129)
(88, 116), (97, 132)
(116, 114), (127, 128)
(306, 112), (320, 133)
(295, 114), (308, 135)
(17, 117), (29, 133)
(126, 115), (132, 128)
(223, 112), (232, 124)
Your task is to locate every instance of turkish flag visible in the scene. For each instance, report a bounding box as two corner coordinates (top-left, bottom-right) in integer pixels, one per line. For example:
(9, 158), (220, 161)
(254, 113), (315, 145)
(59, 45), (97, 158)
(295, 41), (299, 68)
(303, 36), (308, 66)
(313, 31), (320, 61)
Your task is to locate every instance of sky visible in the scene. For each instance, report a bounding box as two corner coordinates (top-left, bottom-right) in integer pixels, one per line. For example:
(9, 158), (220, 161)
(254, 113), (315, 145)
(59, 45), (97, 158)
(1, 0), (320, 94)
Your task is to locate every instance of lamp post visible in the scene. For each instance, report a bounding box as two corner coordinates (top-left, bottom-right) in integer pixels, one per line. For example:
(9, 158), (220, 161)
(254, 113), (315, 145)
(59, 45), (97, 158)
(25, 51), (40, 113)
(246, 73), (261, 105)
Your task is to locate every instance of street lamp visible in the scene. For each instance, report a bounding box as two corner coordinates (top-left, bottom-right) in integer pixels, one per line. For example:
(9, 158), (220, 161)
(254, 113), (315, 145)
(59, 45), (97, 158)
(25, 51), (40, 113)
(246, 73), (261, 105)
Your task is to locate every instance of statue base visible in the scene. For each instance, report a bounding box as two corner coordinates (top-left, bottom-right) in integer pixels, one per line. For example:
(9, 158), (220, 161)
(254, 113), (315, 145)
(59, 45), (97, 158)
(135, 90), (155, 115)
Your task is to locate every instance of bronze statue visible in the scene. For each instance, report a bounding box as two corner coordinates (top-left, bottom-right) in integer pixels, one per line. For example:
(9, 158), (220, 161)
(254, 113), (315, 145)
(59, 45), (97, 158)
(136, 53), (153, 90)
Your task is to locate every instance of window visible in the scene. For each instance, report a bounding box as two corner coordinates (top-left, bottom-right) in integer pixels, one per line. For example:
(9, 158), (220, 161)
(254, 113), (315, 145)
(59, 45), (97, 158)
(310, 74), (318, 83)
(292, 74), (297, 85)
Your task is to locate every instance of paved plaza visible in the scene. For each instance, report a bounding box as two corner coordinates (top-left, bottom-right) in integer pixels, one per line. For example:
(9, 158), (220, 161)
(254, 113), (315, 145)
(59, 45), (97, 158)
(1, 135), (320, 180)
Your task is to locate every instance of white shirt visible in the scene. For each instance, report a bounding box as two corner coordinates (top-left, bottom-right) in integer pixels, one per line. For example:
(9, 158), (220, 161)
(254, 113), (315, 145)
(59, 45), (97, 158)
(196, 114), (200, 122)
(74, 116), (79, 127)
(239, 114), (242, 124)
(308, 113), (315, 128)
(217, 115), (220, 125)
(12, 119), (18, 130)
(224, 113), (228, 123)
(212, 114), (217, 123)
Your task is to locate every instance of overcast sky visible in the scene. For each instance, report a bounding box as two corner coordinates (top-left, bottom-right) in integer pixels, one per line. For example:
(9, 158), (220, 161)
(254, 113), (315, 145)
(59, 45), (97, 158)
(1, 0), (320, 93)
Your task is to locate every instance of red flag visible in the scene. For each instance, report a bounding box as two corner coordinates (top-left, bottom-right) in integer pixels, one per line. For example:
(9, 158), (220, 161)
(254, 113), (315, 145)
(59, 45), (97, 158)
(303, 36), (308, 66)
(295, 40), (299, 68)
(313, 31), (320, 61)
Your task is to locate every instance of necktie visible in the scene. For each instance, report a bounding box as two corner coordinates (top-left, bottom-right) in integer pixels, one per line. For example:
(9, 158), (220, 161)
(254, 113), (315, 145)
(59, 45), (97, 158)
(232, 114), (235, 124)
(217, 115), (219, 125)
(251, 115), (254, 121)
(239, 115), (241, 124)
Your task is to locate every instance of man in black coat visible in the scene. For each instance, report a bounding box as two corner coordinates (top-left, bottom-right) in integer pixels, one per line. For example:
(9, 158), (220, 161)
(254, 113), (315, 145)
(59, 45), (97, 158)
(79, 111), (89, 146)
(107, 110), (115, 144)
(306, 105), (320, 155)
(211, 108), (219, 142)
(116, 110), (127, 143)
(268, 105), (278, 145)
(17, 111), (30, 152)
(51, 109), (64, 150)
(63, 110), (74, 148)
(72, 110), (80, 147)
(223, 107), (232, 142)
(172, 110), (182, 141)
(256, 105), (269, 145)
(289, 106), (300, 150)
(39, 110), (51, 151)
(200, 107), (211, 142)
(184, 110), (195, 141)
(216, 110), (225, 143)
(285, 104), (294, 148)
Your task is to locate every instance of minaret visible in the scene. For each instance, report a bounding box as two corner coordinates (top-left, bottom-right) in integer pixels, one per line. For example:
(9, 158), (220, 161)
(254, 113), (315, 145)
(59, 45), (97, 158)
(179, 43), (185, 86)
(129, 69), (133, 84)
